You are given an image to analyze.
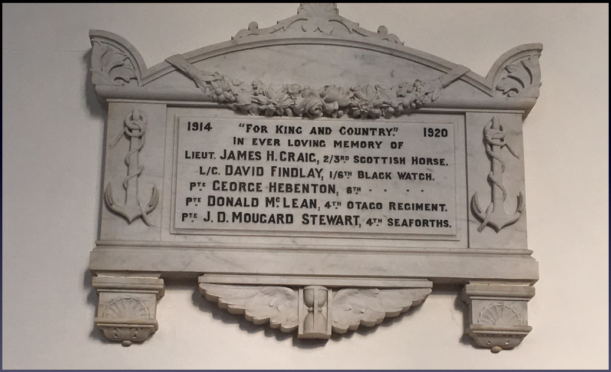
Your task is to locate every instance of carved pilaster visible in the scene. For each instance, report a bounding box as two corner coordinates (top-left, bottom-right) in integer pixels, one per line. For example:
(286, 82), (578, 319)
(199, 277), (431, 340)
(93, 275), (164, 346)
(462, 282), (534, 353)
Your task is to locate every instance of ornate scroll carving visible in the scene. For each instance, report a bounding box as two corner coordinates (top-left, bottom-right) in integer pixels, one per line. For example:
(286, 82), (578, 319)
(104, 108), (159, 226)
(495, 55), (541, 98)
(471, 116), (523, 232)
(166, 54), (469, 119)
(91, 40), (137, 86)
(233, 3), (403, 45)
(199, 283), (431, 339)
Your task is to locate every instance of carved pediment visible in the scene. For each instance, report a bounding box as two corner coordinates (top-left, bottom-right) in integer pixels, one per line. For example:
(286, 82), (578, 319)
(89, 3), (542, 114)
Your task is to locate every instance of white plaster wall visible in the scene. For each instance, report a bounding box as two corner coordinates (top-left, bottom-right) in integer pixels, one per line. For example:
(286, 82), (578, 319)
(2, 3), (608, 369)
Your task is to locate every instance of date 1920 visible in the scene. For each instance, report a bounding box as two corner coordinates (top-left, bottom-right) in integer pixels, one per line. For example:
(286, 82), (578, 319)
(423, 127), (448, 137)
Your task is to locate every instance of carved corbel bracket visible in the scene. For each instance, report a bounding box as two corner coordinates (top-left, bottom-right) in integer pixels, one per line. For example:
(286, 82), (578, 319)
(199, 278), (431, 339)
(462, 282), (534, 353)
(93, 275), (164, 346)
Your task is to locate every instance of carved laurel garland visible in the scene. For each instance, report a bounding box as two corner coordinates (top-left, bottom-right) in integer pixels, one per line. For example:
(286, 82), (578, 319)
(166, 55), (469, 119)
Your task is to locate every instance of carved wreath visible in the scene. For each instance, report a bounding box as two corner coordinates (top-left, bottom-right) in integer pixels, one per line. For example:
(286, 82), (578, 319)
(166, 55), (469, 119)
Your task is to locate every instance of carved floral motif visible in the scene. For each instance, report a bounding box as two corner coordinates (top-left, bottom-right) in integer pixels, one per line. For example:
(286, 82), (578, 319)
(91, 40), (137, 86)
(166, 55), (469, 119)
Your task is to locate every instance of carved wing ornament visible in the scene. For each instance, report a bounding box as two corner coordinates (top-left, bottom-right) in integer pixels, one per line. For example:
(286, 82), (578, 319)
(200, 284), (431, 336)
(331, 288), (431, 334)
(201, 284), (299, 332)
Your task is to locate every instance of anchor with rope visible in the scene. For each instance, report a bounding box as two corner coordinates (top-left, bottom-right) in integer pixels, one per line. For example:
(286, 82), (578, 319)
(471, 116), (523, 233)
(104, 108), (159, 226)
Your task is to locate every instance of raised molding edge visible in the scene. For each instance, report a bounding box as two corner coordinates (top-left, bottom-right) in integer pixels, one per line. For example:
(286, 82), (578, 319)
(90, 246), (539, 283)
(200, 274), (433, 288)
(94, 239), (534, 255)
(199, 281), (431, 339)
(462, 282), (535, 353)
(92, 275), (164, 346)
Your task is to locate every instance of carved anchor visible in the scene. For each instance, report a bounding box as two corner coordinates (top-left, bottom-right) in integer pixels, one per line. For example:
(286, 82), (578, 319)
(104, 108), (159, 226)
(471, 117), (523, 232)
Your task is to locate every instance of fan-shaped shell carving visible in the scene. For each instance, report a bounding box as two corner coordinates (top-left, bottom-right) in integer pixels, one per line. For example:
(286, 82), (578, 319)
(477, 302), (523, 327)
(101, 296), (150, 319)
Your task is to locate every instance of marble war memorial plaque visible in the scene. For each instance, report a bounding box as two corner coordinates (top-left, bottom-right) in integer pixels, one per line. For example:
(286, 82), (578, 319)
(89, 4), (541, 351)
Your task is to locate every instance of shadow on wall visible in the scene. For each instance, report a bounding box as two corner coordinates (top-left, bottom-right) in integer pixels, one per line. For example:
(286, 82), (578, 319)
(83, 269), (111, 344)
(82, 49), (106, 121)
(435, 283), (488, 350)
(82, 49), (109, 241)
